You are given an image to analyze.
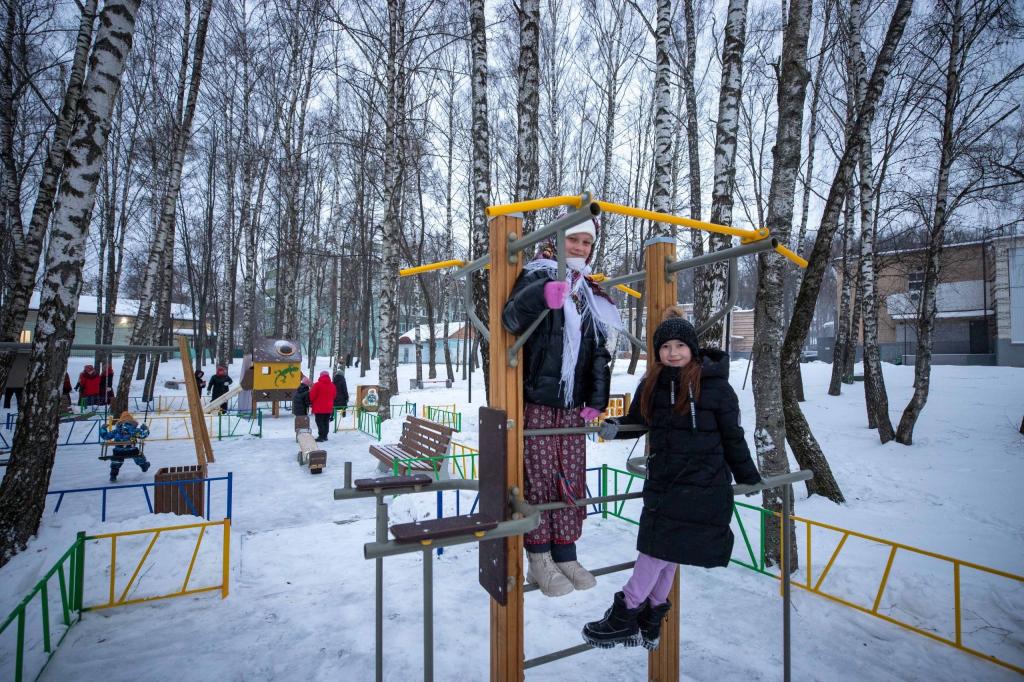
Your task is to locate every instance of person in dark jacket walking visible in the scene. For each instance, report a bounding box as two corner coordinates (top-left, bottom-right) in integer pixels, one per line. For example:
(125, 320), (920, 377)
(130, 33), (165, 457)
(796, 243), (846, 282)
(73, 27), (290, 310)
(194, 369), (207, 392)
(332, 370), (349, 417)
(582, 309), (762, 650)
(309, 371), (336, 442)
(292, 376), (312, 415)
(208, 366), (233, 413)
(501, 218), (622, 597)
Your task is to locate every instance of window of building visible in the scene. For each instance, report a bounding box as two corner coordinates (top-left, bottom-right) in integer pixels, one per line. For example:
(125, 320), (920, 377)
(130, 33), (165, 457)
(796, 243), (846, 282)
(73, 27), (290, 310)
(1010, 248), (1024, 343)
(19, 330), (31, 343)
(908, 267), (925, 293)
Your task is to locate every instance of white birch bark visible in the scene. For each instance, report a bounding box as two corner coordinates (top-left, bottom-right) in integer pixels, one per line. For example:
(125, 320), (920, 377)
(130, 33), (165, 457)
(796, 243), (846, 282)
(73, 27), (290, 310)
(514, 0), (540, 234)
(650, 0), (674, 234)
(469, 0), (492, 401)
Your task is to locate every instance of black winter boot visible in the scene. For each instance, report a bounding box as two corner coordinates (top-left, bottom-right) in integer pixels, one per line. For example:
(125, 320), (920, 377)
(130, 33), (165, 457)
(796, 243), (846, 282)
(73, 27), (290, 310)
(581, 591), (644, 649)
(637, 599), (672, 650)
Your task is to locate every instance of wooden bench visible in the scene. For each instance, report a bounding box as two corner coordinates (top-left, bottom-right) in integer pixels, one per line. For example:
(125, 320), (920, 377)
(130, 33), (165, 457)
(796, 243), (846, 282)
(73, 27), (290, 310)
(369, 415), (455, 477)
(296, 429), (327, 474)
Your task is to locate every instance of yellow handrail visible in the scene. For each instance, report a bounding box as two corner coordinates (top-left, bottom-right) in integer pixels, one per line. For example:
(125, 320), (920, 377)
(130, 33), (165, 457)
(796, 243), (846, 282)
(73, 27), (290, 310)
(399, 260), (466, 277)
(588, 274), (642, 298)
(485, 194), (585, 217)
(594, 199), (768, 241)
(774, 243), (808, 268)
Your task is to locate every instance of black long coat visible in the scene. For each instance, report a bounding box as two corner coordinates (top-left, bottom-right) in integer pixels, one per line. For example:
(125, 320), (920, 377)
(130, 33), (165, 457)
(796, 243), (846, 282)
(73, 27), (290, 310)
(501, 268), (611, 410)
(614, 349), (760, 567)
(291, 384), (310, 416)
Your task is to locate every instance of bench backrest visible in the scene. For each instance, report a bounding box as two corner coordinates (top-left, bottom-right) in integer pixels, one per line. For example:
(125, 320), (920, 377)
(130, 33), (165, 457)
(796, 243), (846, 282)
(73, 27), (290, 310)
(399, 415), (454, 460)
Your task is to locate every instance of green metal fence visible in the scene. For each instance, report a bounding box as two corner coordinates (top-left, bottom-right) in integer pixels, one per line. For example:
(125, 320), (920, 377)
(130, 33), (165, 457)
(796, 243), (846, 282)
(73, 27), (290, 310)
(424, 406), (462, 432)
(212, 410), (263, 440)
(0, 535), (84, 682)
(357, 409), (383, 441)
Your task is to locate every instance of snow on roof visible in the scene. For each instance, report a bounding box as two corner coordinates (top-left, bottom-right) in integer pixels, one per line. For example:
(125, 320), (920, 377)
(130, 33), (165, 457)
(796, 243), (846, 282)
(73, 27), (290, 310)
(28, 292), (196, 320)
(398, 322), (466, 343)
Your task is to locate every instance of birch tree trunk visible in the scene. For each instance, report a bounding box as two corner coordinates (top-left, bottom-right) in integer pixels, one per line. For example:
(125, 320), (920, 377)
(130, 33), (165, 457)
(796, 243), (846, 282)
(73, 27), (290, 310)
(650, 0), (674, 235)
(752, 0), (811, 568)
(515, 0), (540, 234)
(469, 0), (492, 401)
(0, 0), (140, 568)
(848, 0), (895, 441)
(828, 197), (856, 395)
(681, 0), (702, 228)
(0, 0), (97, 392)
(780, 0), (913, 500)
(114, 0), (214, 414)
(696, 0), (747, 347)
(376, 0), (408, 419)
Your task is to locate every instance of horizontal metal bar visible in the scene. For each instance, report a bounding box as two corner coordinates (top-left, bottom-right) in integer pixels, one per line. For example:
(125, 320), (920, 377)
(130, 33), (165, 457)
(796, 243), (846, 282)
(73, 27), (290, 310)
(666, 238), (778, 274)
(463, 276), (490, 343)
(508, 201), (599, 256)
(522, 424), (648, 437)
(0, 343), (179, 352)
(523, 560), (635, 593)
(525, 643), (594, 669)
(598, 270), (646, 288)
(507, 310), (549, 368)
(453, 253), (491, 279)
(623, 330), (643, 349)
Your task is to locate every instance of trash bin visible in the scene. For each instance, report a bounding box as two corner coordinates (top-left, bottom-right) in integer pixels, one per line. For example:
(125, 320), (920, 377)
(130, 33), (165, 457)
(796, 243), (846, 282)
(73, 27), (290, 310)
(154, 464), (207, 517)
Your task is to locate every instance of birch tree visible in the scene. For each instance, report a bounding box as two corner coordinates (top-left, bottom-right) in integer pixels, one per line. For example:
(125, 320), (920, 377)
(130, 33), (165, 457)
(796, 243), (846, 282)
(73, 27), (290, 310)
(514, 0), (540, 234)
(469, 0), (492, 400)
(695, 0), (747, 347)
(0, 0), (141, 568)
(751, 0), (811, 568)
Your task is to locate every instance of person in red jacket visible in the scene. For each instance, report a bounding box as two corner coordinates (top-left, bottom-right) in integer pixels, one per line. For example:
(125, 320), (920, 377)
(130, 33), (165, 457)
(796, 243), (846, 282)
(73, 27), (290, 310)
(308, 371), (337, 442)
(75, 365), (102, 407)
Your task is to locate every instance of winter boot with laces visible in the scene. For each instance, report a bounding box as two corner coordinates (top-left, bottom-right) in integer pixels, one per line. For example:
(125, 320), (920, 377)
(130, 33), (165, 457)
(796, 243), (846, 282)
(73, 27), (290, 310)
(526, 551), (574, 597)
(555, 560), (596, 590)
(637, 598), (672, 650)
(581, 591), (644, 649)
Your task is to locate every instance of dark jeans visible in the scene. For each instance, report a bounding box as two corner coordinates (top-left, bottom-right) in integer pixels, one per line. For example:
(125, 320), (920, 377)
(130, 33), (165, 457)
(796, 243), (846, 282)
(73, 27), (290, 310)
(314, 413), (330, 440)
(3, 387), (22, 409)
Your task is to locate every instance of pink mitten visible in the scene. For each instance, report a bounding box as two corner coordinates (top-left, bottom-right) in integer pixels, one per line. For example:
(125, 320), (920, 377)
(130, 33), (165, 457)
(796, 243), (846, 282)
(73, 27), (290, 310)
(543, 281), (570, 309)
(580, 406), (601, 422)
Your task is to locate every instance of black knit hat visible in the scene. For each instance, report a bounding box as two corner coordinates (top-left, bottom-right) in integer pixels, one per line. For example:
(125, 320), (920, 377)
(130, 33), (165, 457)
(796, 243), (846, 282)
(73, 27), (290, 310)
(653, 317), (699, 360)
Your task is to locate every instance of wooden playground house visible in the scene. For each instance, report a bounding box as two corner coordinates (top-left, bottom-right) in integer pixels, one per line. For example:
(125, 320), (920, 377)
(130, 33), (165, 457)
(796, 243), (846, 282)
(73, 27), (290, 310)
(240, 337), (303, 416)
(335, 193), (810, 681)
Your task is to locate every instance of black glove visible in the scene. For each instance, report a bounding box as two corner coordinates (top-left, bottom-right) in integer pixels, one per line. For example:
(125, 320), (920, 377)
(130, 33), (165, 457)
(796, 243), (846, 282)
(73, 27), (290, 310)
(598, 419), (620, 440)
(744, 478), (766, 497)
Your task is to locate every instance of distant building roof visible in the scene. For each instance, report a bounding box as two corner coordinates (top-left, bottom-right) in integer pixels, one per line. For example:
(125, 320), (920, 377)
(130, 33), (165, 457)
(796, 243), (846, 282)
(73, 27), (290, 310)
(28, 292), (196, 321)
(399, 322), (467, 344)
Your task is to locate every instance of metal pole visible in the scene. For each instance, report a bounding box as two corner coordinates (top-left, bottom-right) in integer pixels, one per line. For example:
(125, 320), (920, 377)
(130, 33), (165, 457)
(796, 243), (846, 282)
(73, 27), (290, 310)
(783, 482), (792, 682)
(665, 237), (779, 274)
(506, 200), (599, 258)
(424, 548), (433, 682)
(0, 342), (179, 352)
(375, 495), (387, 682)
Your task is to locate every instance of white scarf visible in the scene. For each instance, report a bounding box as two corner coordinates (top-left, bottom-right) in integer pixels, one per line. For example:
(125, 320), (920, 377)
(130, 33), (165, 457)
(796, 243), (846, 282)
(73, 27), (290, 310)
(524, 258), (624, 406)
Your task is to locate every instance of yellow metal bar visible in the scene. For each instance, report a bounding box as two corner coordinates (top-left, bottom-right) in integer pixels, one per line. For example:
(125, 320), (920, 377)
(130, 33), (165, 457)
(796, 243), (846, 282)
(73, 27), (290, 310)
(399, 259), (466, 277)
(595, 200), (766, 240)
(86, 586), (223, 611)
(119, 530), (161, 604)
(812, 533), (848, 591)
(486, 194), (584, 217)
(109, 536), (117, 605)
(954, 561), (961, 646)
(182, 525), (207, 593)
(588, 273), (642, 298)
(806, 520), (812, 589)
(222, 518), (230, 599)
(871, 546), (898, 613)
(89, 519), (222, 540)
(774, 243), (808, 268)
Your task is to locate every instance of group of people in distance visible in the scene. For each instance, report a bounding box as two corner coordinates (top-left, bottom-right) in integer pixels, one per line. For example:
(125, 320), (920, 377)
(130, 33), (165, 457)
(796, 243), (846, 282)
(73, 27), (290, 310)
(503, 217), (763, 650)
(291, 370), (349, 442)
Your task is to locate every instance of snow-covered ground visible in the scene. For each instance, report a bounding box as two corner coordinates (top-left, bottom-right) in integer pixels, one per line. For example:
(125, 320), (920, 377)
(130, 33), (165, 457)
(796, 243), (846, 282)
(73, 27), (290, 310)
(2, 354), (1023, 681)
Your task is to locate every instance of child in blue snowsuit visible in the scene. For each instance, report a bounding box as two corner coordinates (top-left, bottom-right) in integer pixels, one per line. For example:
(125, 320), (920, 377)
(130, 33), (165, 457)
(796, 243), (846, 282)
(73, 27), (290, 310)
(100, 411), (151, 482)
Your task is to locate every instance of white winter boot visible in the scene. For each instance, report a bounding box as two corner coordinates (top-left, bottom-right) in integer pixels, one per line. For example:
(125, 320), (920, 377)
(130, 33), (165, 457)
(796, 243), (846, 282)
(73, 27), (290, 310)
(526, 551), (574, 597)
(556, 560), (597, 590)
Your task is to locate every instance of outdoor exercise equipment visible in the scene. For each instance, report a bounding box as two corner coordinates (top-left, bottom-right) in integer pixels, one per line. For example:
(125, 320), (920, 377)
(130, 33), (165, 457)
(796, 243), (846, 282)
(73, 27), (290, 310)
(338, 194), (812, 681)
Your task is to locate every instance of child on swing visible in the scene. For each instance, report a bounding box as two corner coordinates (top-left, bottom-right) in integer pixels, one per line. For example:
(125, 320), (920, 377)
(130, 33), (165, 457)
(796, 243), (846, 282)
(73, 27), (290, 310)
(100, 411), (151, 482)
(502, 217), (623, 597)
(583, 307), (762, 649)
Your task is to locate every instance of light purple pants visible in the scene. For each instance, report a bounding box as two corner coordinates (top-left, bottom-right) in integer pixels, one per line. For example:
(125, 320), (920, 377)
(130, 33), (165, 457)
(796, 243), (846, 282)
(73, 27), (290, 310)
(622, 553), (678, 609)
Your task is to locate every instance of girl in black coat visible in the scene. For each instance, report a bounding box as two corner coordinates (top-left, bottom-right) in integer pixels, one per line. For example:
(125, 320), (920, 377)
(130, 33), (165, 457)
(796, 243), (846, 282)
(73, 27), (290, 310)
(501, 219), (623, 597)
(582, 310), (761, 650)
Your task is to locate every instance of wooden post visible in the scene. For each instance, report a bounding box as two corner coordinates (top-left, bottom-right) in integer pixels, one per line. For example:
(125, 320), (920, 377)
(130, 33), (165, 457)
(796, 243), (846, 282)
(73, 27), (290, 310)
(488, 215), (525, 682)
(644, 236), (679, 681)
(178, 335), (215, 466)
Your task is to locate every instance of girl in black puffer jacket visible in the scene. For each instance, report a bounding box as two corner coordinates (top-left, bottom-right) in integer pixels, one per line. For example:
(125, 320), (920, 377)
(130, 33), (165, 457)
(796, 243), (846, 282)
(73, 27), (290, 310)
(502, 218), (623, 598)
(582, 309), (762, 651)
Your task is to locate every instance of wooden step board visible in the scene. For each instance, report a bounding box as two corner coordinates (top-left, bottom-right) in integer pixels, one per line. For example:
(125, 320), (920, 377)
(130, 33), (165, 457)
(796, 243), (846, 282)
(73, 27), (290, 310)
(354, 474), (433, 491)
(390, 513), (498, 544)
(296, 431), (327, 474)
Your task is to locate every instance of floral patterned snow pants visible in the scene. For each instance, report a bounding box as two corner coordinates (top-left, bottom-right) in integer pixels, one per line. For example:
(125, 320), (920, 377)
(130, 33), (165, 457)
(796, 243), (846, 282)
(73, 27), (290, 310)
(523, 402), (587, 547)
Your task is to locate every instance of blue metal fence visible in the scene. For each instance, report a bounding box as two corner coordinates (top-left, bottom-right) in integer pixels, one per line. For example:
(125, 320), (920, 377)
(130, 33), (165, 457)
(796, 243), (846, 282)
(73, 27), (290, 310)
(47, 473), (233, 522)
